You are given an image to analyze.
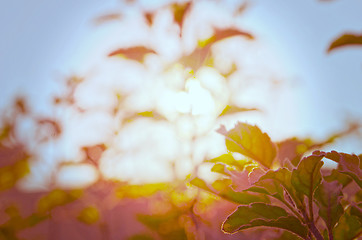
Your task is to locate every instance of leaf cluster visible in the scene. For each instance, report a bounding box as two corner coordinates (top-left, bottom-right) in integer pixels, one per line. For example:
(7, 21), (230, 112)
(192, 122), (362, 240)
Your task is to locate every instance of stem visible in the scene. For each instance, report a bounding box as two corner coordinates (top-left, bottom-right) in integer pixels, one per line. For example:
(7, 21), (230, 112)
(328, 227), (333, 240)
(301, 209), (323, 240)
(308, 221), (324, 240)
(308, 193), (314, 224)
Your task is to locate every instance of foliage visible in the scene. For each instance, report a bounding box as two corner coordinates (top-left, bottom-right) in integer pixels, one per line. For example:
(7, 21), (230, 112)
(327, 33), (362, 53)
(192, 122), (362, 240)
(0, 0), (361, 239)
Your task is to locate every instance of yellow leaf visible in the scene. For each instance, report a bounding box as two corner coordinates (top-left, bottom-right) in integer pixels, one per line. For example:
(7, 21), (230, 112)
(77, 206), (100, 225)
(217, 122), (276, 169)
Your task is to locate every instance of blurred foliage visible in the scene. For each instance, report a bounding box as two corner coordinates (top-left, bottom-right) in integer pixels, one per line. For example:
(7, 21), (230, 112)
(0, 0), (361, 239)
(77, 206), (100, 225)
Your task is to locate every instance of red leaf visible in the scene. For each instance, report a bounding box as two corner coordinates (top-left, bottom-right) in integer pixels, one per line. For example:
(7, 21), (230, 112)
(176, 27), (254, 72)
(108, 46), (156, 62)
(144, 12), (154, 26)
(172, 1), (192, 35)
(93, 13), (122, 25)
(327, 33), (362, 53)
(212, 28), (254, 42)
(82, 144), (107, 165)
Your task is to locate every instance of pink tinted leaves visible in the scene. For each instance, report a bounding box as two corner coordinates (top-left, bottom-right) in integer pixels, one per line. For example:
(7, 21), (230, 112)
(217, 122), (277, 169)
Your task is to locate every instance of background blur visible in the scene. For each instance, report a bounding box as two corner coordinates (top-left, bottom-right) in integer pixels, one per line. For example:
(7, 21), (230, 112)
(0, 0), (361, 187)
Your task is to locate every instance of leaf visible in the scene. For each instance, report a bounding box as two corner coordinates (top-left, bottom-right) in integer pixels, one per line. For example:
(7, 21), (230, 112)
(218, 105), (258, 117)
(323, 169), (352, 188)
(205, 153), (254, 170)
(178, 46), (211, 72)
(314, 181), (344, 232)
(327, 33), (362, 53)
(201, 27), (254, 47)
(211, 163), (231, 176)
(254, 168), (292, 201)
(251, 168), (305, 210)
(37, 189), (83, 213)
(324, 151), (362, 188)
(333, 211), (362, 240)
(217, 122), (277, 169)
(190, 177), (268, 204)
(291, 153), (324, 198)
(137, 111), (166, 120)
(77, 206), (100, 225)
(276, 138), (314, 167)
(350, 203), (362, 223)
(14, 96), (28, 114)
(115, 183), (170, 199)
(222, 203), (308, 239)
(189, 177), (211, 193)
(171, 1), (192, 35)
(93, 13), (122, 25)
(123, 111), (166, 123)
(144, 12), (155, 26)
(177, 26), (253, 72)
(82, 143), (106, 166)
(277, 123), (359, 167)
(108, 46), (156, 62)
(0, 159), (30, 192)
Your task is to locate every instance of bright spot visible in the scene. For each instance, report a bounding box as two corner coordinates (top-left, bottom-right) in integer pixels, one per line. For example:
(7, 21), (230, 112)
(56, 164), (99, 189)
(186, 77), (216, 116)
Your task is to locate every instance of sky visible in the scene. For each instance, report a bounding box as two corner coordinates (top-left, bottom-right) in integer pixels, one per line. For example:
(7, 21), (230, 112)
(0, 0), (361, 187)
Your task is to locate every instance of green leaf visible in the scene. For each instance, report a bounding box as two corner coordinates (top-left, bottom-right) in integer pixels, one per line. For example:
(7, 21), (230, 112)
(324, 151), (362, 188)
(327, 33), (362, 53)
(314, 181), (344, 232)
(253, 168), (304, 210)
(219, 186), (268, 205)
(277, 231), (304, 240)
(333, 211), (362, 240)
(217, 122), (277, 169)
(350, 203), (362, 223)
(222, 203), (308, 239)
(323, 169), (352, 188)
(259, 168), (292, 197)
(291, 153), (324, 198)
